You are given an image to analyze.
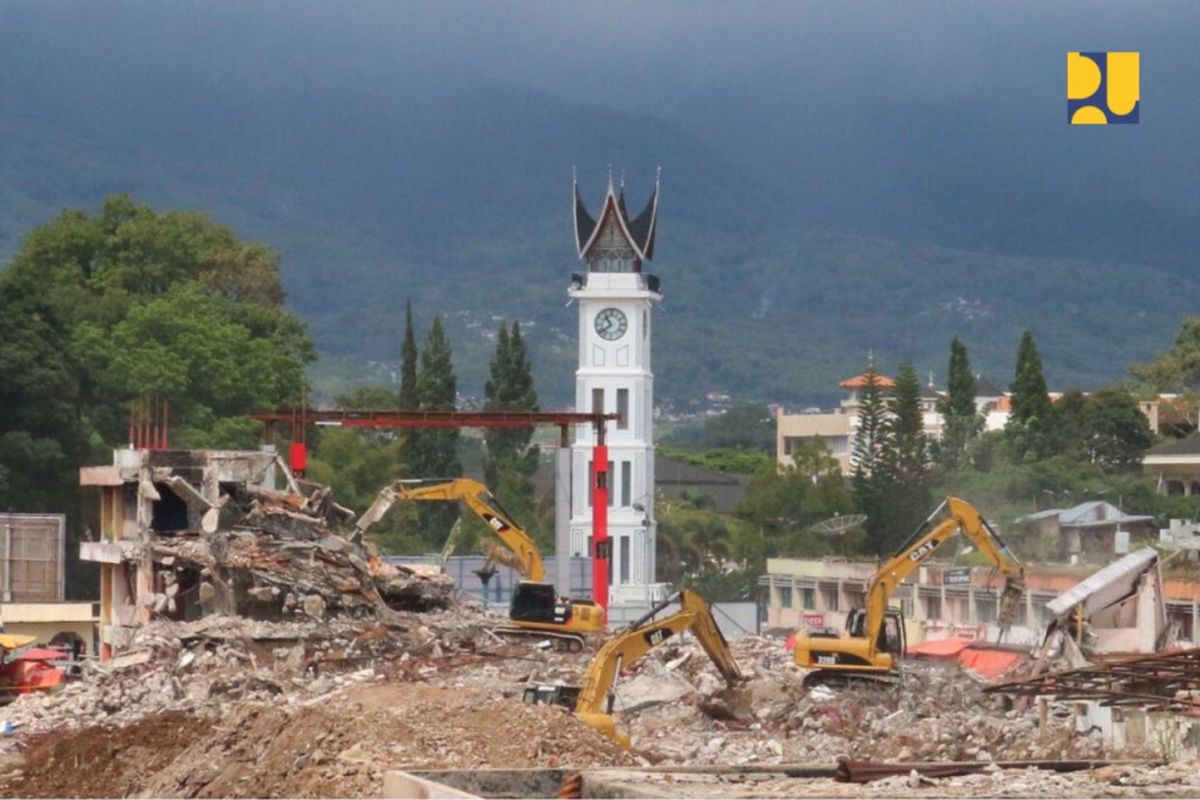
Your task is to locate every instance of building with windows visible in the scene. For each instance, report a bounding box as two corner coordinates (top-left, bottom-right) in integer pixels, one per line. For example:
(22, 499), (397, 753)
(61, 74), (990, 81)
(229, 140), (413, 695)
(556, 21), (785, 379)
(1144, 436), (1200, 496)
(761, 556), (1200, 649)
(775, 373), (1012, 473)
(566, 172), (669, 619)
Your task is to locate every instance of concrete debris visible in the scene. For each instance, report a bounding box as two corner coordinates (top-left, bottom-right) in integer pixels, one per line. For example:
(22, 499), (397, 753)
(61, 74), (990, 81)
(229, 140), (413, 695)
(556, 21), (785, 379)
(148, 505), (454, 619)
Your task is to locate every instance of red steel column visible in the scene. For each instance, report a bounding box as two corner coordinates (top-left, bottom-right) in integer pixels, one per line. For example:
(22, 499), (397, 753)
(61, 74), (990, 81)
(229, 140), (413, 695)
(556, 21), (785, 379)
(592, 444), (609, 612)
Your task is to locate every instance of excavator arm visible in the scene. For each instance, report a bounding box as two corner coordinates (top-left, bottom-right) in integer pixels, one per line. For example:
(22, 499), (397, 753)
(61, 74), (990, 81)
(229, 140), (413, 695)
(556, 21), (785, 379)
(862, 496), (1024, 652)
(574, 589), (743, 747)
(354, 478), (545, 581)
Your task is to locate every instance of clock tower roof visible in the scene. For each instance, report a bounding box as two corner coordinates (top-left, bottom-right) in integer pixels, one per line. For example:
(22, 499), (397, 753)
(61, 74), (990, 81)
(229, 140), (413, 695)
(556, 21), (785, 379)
(573, 169), (660, 262)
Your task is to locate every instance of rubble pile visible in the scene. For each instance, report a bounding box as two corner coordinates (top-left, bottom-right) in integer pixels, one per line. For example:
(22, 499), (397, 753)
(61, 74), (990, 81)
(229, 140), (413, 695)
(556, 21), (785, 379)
(630, 760), (1200, 799)
(147, 481), (456, 621)
(0, 605), (500, 735)
(619, 636), (1110, 767)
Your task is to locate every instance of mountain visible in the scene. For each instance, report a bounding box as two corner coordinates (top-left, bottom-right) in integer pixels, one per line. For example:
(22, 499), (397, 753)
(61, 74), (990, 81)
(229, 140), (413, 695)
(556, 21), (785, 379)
(1, 3), (1195, 408)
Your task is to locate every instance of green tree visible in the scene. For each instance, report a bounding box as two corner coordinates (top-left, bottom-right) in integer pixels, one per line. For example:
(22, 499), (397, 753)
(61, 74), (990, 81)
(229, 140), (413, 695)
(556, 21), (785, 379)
(875, 362), (933, 555)
(399, 301), (419, 409)
(1008, 330), (1054, 461)
(887, 362), (929, 485)
(702, 404), (775, 452)
(850, 363), (895, 553)
(937, 338), (981, 469)
(0, 195), (313, 595)
(740, 440), (858, 556)
(1082, 388), (1153, 471)
(851, 365), (891, 486)
(1048, 388), (1089, 460)
(407, 314), (461, 544)
(1131, 317), (1200, 392)
(480, 321), (544, 547)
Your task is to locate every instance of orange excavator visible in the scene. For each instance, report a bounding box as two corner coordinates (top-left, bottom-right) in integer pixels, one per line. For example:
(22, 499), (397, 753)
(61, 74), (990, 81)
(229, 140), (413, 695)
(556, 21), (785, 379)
(355, 478), (606, 649)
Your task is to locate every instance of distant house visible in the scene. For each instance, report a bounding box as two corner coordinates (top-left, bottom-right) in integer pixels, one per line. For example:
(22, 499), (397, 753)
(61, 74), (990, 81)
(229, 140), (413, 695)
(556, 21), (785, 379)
(775, 371), (1012, 473)
(1143, 436), (1200, 496)
(1015, 501), (1156, 561)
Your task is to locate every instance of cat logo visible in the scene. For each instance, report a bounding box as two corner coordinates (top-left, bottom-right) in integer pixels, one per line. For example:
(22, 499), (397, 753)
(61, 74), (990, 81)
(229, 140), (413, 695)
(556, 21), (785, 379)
(1068, 52), (1139, 124)
(908, 538), (940, 561)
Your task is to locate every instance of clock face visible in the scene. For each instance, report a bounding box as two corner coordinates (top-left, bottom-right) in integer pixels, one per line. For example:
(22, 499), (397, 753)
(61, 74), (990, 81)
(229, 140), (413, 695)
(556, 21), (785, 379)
(594, 307), (628, 341)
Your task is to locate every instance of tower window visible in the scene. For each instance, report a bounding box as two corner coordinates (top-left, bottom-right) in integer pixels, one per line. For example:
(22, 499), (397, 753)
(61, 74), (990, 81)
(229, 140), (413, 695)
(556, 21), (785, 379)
(621, 461), (631, 507)
(619, 535), (630, 584)
(592, 387), (604, 414)
(616, 389), (629, 430)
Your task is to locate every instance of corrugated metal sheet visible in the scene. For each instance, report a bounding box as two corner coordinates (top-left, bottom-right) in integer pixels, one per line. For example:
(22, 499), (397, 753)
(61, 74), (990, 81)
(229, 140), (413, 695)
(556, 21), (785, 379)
(1044, 547), (1158, 622)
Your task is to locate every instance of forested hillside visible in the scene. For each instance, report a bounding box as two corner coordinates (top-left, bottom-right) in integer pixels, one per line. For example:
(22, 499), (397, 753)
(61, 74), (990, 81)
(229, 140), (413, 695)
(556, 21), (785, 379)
(2, 3), (1196, 406)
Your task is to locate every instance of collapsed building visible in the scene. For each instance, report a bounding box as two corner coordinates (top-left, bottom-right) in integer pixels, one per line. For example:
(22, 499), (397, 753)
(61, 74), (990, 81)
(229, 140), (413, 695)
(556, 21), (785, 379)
(78, 447), (453, 660)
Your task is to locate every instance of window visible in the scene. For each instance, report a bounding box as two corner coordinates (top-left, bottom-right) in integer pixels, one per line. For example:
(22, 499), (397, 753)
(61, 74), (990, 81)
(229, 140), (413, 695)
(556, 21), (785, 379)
(975, 595), (997, 623)
(801, 587), (816, 611)
(621, 461), (631, 507)
(616, 388), (629, 430)
(778, 586), (793, 609)
(821, 587), (839, 612)
(619, 536), (630, 583)
(592, 387), (604, 414)
(923, 595), (942, 620)
(608, 461), (615, 507)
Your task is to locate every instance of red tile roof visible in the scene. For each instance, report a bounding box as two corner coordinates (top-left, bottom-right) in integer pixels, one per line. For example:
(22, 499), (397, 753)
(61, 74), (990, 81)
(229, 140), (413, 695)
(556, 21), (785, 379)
(839, 373), (896, 389)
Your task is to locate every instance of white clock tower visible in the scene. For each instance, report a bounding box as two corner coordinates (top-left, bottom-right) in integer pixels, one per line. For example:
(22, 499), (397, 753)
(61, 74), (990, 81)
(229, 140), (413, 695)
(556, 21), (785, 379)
(567, 170), (666, 617)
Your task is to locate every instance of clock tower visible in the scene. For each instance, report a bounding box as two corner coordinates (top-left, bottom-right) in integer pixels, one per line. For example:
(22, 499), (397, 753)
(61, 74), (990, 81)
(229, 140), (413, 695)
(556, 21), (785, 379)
(567, 170), (666, 617)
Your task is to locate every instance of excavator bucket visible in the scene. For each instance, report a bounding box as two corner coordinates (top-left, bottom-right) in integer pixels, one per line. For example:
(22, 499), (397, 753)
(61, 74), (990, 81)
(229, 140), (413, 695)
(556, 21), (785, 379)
(576, 712), (631, 749)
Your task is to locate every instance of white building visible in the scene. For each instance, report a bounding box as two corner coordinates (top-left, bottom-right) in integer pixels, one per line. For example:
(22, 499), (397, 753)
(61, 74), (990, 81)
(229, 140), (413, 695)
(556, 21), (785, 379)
(567, 172), (669, 618)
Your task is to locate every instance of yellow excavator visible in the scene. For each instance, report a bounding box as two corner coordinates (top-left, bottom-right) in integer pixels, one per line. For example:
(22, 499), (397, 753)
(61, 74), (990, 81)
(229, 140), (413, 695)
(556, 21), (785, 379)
(354, 478), (606, 650)
(793, 496), (1025, 687)
(523, 588), (744, 748)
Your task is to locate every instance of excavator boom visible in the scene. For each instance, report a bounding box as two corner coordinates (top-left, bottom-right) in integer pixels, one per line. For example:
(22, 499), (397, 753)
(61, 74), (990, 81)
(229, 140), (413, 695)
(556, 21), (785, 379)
(571, 589), (743, 747)
(356, 478), (545, 581)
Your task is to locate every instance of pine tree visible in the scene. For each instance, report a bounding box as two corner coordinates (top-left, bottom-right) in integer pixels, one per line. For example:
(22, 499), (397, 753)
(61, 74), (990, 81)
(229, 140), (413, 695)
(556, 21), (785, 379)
(850, 363), (894, 554)
(937, 337), (980, 469)
(1008, 330), (1054, 461)
(880, 361), (934, 554)
(887, 361), (928, 484)
(399, 301), (419, 409)
(409, 314), (461, 544)
(482, 322), (543, 542)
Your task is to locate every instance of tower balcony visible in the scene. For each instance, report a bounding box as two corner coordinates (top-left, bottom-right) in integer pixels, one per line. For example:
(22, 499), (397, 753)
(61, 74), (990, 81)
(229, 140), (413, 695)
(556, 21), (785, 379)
(569, 271), (661, 299)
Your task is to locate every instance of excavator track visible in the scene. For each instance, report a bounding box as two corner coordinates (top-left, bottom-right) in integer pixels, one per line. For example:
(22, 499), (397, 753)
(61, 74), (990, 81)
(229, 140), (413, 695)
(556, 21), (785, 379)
(801, 669), (900, 691)
(492, 625), (586, 652)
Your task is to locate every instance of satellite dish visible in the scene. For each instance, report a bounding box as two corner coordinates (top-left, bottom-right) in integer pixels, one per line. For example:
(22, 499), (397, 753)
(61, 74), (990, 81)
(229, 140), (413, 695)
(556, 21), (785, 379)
(808, 514), (867, 535)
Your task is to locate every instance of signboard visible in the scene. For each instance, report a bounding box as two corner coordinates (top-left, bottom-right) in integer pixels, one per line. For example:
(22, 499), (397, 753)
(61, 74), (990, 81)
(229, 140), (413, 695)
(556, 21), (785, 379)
(943, 568), (972, 586)
(802, 612), (825, 628)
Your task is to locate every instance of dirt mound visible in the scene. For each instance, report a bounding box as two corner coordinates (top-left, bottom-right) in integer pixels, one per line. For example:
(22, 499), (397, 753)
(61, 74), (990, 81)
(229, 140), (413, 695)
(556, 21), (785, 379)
(0, 714), (214, 798)
(0, 683), (633, 798)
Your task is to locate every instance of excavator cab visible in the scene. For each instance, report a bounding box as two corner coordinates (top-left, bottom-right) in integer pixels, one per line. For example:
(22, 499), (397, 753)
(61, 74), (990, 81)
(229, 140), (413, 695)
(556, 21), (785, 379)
(845, 607), (906, 658)
(510, 582), (566, 624)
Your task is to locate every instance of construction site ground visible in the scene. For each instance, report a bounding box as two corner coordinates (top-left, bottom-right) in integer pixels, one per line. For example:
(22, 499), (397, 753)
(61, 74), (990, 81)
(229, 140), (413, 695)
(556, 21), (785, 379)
(0, 601), (1196, 798)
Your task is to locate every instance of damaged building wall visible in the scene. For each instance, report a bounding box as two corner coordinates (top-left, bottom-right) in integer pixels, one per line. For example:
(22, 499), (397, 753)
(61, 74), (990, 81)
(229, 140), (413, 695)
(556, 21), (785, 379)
(80, 447), (454, 661)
